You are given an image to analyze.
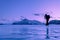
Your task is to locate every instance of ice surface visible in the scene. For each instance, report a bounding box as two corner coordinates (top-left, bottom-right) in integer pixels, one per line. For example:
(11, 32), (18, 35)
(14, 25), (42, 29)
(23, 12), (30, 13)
(0, 25), (60, 40)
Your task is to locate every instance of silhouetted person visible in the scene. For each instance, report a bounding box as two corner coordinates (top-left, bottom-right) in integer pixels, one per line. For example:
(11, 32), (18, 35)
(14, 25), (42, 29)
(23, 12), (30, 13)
(44, 14), (50, 26)
(44, 14), (50, 39)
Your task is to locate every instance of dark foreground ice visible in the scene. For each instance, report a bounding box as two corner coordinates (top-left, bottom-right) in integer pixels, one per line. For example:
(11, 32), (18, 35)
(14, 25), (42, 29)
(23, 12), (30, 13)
(0, 25), (60, 40)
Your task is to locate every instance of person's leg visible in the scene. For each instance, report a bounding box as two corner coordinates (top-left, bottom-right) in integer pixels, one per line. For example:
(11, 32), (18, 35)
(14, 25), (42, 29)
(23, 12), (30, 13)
(46, 19), (49, 26)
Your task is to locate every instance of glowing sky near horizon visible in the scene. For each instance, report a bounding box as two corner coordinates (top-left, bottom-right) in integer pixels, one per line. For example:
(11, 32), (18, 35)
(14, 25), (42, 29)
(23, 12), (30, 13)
(0, 0), (60, 23)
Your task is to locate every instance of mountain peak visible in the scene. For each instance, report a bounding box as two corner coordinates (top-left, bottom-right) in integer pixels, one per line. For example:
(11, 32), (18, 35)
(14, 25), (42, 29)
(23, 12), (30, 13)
(12, 18), (44, 25)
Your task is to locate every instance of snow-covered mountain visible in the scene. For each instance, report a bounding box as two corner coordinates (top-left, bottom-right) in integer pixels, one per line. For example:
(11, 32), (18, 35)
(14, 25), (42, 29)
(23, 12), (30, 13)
(49, 20), (60, 24)
(12, 19), (44, 25)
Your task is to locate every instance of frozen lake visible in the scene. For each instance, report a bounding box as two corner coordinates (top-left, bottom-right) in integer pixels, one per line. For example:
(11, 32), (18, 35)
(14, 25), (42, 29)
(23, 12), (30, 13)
(0, 25), (60, 40)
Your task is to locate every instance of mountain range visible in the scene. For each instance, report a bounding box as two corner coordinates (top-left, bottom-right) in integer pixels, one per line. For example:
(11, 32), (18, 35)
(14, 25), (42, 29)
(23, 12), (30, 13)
(0, 19), (60, 25)
(49, 20), (60, 24)
(12, 19), (44, 25)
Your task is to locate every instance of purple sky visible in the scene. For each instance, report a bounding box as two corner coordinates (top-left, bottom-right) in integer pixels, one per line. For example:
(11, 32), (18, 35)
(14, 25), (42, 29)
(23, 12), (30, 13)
(0, 0), (60, 23)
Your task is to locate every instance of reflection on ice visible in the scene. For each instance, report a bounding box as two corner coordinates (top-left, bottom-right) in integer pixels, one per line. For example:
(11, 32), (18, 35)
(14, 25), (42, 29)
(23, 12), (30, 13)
(0, 25), (60, 40)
